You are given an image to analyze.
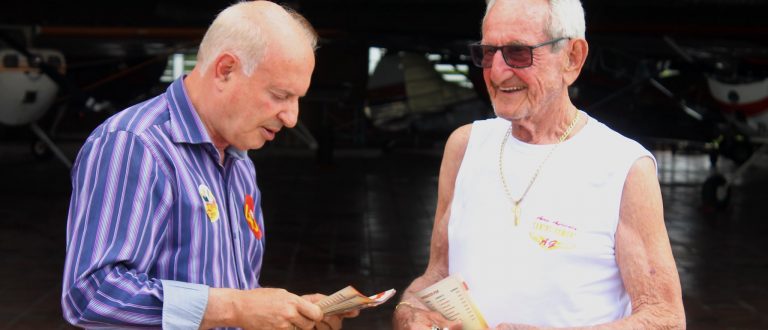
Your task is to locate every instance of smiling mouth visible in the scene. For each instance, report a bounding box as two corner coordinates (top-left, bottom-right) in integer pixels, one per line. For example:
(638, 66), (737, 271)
(499, 86), (526, 93)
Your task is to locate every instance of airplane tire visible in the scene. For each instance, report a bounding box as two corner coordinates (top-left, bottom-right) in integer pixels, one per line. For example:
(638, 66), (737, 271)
(701, 173), (730, 210)
(31, 140), (52, 160)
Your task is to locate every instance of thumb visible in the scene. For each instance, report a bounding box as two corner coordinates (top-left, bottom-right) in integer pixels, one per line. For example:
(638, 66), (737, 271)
(296, 298), (324, 322)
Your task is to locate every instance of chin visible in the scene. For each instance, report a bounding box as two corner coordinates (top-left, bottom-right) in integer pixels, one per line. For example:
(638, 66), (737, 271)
(249, 141), (267, 150)
(233, 139), (265, 152)
(494, 107), (526, 121)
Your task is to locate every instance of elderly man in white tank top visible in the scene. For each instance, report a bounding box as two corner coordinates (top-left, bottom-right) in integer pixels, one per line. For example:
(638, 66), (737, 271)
(393, 0), (686, 329)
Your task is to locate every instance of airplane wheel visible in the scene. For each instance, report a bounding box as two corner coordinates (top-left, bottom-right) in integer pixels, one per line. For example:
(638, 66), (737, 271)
(31, 140), (52, 160)
(701, 173), (730, 210)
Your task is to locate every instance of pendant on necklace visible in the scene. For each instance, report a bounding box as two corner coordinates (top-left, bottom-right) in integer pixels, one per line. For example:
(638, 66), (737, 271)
(513, 201), (520, 226)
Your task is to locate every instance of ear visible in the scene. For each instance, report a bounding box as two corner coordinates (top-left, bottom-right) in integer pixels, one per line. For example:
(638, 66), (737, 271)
(213, 52), (239, 90)
(562, 38), (588, 86)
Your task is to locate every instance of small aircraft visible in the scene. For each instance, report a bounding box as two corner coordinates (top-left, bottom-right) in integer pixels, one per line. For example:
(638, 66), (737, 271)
(0, 46), (73, 167)
(0, 24), (197, 169)
(574, 32), (768, 209)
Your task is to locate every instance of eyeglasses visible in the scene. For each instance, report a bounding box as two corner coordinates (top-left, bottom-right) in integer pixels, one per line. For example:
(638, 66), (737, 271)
(468, 37), (569, 69)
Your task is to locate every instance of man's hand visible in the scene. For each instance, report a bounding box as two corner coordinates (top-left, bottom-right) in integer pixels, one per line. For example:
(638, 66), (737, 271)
(301, 293), (360, 330)
(201, 287), (324, 329)
(393, 303), (462, 330)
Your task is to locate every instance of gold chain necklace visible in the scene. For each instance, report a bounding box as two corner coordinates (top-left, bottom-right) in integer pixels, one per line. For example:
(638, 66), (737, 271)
(498, 111), (581, 226)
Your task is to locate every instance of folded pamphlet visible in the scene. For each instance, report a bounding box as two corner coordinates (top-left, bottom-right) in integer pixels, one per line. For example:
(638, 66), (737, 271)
(316, 286), (396, 316)
(416, 274), (488, 330)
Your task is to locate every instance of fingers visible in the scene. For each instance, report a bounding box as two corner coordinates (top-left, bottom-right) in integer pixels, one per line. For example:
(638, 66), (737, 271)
(229, 288), (335, 329)
(301, 293), (325, 304)
(295, 297), (324, 323)
(314, 321), (331, 330)
(341, 309), (360, 318)
(395, 305), (459, 330)
(291, 316), (340, 330)
(315, 315), (343, 330)
(290, 318), (315, 330)
(280, 296), (316, 330)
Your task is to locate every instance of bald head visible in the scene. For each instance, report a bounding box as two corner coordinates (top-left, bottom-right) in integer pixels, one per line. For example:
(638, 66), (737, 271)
(196, 0), (317, 76)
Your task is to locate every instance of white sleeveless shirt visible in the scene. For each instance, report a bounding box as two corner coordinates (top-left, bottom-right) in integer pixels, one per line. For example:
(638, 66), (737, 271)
(448, 113), (653, 327)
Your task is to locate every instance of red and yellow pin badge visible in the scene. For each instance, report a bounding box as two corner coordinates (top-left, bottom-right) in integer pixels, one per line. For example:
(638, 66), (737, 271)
(244, 194), (262, 239)
(198, 184), (219, 222)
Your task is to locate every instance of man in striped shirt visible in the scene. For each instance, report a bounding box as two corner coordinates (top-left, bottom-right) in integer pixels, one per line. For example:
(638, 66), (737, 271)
(62, 2), (356, 329)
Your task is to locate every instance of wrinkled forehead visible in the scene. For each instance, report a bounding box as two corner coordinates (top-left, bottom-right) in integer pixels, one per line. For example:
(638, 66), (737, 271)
(482, 0), (549, 44)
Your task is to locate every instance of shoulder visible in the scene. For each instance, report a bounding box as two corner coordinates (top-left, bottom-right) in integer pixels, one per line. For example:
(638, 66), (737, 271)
(444, 124), (472, 159)
(75, 96), (175, 176)
(93, 94), (170, 140)
(443, 117), (505, 161)
(581, 116), (652, 163)
(587, 118), (646, 149)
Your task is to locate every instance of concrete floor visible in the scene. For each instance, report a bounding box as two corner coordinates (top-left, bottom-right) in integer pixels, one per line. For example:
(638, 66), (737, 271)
(0, 140), (767, 329)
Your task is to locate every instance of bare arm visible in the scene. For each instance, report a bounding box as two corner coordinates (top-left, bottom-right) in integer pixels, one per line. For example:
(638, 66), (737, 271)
(609, 156), (686, 329)
(393, 124), (472, 330)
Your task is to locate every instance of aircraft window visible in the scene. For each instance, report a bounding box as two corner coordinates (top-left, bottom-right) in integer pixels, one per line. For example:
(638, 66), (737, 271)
(3, 54), (19, 68)
(369, 47), (386, 75)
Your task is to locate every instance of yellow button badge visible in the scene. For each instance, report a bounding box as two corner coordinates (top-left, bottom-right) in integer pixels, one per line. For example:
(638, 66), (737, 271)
(198, 184), (219, 222)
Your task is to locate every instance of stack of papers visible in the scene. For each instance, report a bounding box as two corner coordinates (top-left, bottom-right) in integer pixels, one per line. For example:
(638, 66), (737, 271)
(316, 286), (397, 316)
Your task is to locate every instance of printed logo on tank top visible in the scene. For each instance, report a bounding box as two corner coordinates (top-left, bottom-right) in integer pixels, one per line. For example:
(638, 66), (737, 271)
(528, 216), (577, 250)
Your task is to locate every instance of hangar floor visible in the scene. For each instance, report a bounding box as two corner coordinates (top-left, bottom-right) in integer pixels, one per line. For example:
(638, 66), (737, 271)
(0, 140), (766, 329)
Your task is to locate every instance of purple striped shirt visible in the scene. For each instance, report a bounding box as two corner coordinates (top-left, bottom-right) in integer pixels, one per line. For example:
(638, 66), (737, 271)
(62, 77), (266, 328)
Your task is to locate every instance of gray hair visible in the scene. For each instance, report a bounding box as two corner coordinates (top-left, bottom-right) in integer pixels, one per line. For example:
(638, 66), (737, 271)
(484, 0), (586, 49)
(196, 1), (318, 77)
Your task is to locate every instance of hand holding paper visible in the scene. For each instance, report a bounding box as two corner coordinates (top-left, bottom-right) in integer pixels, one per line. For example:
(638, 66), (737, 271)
(416, 274), (488, 330)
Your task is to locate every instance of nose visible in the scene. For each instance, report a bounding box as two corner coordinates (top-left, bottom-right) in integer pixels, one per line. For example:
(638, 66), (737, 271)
(277, 101), (299, 128)
(490, 48), (508, 70)
(487, 49), (513, 82)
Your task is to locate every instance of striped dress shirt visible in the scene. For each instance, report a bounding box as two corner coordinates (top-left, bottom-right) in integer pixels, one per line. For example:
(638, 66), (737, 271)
(62, 77), (266, 328)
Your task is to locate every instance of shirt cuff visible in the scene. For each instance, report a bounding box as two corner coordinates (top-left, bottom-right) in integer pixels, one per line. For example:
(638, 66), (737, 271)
(161, 280), (209, 330)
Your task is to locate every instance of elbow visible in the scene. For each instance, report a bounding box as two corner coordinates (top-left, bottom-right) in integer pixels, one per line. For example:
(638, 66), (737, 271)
(661, 313), (686, 330)
(671, 309), (687, 330)
(61, 288), (89, 327)
(667, 297), (687, 329)
(61, 280), (101, 328)
(631, 299), (687, 329)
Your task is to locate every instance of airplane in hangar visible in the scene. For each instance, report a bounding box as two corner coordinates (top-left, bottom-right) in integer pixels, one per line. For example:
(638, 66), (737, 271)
(1, 0), (766, 208)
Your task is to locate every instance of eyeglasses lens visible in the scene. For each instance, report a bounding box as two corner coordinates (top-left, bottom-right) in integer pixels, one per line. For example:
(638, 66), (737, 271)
(470, 45), (532, 68)
(501, 46), (531, 67)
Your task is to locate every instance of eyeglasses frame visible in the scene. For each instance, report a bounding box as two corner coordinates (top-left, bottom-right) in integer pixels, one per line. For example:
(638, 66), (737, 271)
(469, 37), (571, 69)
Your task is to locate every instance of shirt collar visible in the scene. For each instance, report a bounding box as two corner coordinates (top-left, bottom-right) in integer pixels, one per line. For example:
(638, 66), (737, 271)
(166, 77), (247, 160)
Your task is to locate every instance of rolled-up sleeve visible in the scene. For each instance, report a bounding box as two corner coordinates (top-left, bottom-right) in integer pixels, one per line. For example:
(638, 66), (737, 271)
(62, 131), (175, 327)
